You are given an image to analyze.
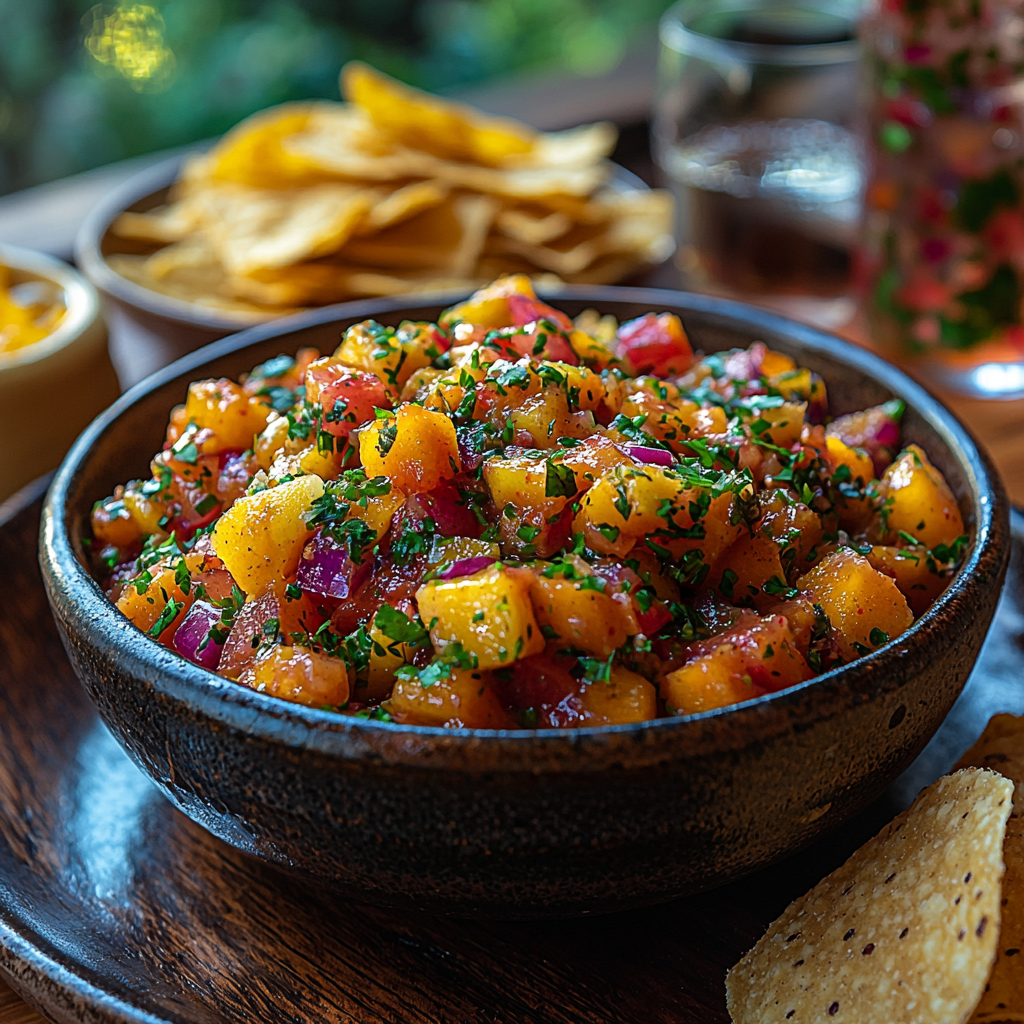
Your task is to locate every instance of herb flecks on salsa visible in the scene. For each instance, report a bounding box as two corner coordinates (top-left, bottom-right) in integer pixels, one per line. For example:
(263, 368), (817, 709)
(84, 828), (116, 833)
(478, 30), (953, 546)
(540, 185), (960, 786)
(89, 275), (968, 727)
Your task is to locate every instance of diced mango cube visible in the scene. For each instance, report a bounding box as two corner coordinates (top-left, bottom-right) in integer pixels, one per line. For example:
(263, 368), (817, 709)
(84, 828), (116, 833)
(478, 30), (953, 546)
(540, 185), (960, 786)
(211, 474), (325, 597)
(359, 404), (460, 493)
(574, 464), (740, 564)
(358, 624), (415, 702)
(580, 667), (658, 725)
(661, 613), (810, 715)
(796, 548), (913, 660)
(388, 667), (509, 728)
(332, 319), (441, 393)
(877, 444), (965, 549)
(483, 452), (552, 512)
(184, 378), (270, 452)
(713, 532), (787, 610)
(866, 545), (952, 617)
(439, 274), (535, 331)
(417, 565), (543, 669)
(529, 567), (633, 656)
(240, 645), (351, 708)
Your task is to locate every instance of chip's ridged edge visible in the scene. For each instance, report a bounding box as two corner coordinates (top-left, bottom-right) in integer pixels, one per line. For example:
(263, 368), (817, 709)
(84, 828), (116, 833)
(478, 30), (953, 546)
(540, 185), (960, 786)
(725, 768), (1013, 1024)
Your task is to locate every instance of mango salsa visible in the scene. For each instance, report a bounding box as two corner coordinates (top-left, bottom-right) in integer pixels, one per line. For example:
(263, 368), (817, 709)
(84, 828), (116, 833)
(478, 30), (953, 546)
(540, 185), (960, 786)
(87, 279), (970, 726)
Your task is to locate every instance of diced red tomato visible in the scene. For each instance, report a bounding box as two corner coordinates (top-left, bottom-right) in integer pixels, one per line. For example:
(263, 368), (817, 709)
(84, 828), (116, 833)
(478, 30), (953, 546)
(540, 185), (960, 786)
(330, 554), (425, 636)
(306, 363), (391, 439)
(491, 654), (585, 726)
(508, 293), (574, 333)
(497, 322), (580, 366)
(615, 313), (694, 376)
(400, 483), (483, 539)
(636, 599), (673, 636)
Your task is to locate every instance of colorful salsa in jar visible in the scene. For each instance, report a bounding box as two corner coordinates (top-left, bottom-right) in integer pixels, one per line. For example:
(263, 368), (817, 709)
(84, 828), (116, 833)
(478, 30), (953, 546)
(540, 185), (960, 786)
(88, 275), (969, 728)
(861, 0), (1024, 393)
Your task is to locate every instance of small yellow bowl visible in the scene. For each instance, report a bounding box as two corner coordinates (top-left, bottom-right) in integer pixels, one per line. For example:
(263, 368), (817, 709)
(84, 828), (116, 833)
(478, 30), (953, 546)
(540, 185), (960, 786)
(0, 245), (120, 504)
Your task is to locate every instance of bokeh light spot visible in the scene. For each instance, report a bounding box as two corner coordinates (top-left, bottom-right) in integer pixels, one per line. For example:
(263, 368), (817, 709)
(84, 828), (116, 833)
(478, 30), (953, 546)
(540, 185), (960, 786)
(83, 4), (176, 93)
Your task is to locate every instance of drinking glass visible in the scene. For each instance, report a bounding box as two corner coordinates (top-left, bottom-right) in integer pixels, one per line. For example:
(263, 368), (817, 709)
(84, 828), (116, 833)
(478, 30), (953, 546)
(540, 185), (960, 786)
(653, 0), (863, 320)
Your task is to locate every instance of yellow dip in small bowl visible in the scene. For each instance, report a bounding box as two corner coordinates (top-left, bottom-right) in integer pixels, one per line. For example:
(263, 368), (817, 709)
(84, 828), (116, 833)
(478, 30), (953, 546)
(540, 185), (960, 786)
(0, 246), (120, 504)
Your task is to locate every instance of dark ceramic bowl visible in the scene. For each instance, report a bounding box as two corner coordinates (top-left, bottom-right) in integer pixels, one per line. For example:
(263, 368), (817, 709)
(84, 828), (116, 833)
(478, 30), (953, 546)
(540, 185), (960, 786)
(40, 286), (1009, 919)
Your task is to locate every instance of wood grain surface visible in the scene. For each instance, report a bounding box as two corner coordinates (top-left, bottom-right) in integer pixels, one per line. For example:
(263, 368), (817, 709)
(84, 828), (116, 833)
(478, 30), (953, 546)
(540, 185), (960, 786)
(1, 488), (1023, 1022)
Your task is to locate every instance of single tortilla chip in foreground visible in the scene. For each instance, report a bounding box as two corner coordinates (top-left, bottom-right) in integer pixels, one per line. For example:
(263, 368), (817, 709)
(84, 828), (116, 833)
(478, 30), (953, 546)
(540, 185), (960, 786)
(726, 769), (1012, 1024)
(957, 715), (1024, 1023)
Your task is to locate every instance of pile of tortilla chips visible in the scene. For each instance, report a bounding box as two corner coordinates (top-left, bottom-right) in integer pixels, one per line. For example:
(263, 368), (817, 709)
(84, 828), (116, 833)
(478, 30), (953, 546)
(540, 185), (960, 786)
(107, 62), (675, 317)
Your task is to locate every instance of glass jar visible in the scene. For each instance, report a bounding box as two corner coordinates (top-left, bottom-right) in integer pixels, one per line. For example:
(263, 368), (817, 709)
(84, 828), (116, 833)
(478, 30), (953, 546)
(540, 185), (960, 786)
(861, 0), (1024, 397)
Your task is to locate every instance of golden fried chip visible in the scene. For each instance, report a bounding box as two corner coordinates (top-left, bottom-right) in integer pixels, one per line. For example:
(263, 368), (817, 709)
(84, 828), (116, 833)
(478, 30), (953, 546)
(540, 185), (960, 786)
(342, 61), (536, 167)
(726, 769), (1012, 1024)
(341, 193), (497, 276)
(496, 206), (573, 245)
(201, 101), (336, 189)
(107, 246), (278, 317)
(489, 190), (674, 276)
(957, 715), (1024, 1023)
(558, 252), (648, 285)
(510, 121), (617, 168)
(230, 261), (479, 306)
(110, 205), (197, 245)
(195, 184), (379, 275)
(286, 125), (610, 197)
(356, 180), (450, 234)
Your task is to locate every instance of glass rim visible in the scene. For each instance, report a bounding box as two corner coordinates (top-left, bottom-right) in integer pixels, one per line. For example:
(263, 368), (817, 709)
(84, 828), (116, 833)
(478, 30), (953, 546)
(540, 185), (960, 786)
(659, 0), (860, 67)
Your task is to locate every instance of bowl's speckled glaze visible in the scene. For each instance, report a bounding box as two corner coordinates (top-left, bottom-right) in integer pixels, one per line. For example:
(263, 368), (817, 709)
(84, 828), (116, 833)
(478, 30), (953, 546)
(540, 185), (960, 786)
(39, 286), (1010, 919)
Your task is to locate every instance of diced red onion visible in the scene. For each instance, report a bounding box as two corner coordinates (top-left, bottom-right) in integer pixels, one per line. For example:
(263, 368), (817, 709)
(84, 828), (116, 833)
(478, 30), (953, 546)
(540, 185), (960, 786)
(438, 556), (496, 581)
(722, 342), (766, 382)
(623, 444), (675, 467)
(297, 531), (371, 599)
(456, 429), (484, 473)
(173, 601), (223, 669)
(408, 485), (482, 539)
(827, 399), (905, 475)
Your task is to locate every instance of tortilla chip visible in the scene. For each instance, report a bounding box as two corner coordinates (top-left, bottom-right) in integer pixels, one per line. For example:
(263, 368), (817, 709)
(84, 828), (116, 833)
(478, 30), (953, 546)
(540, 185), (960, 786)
(196, 184), (379, 275)
(287, 125), (611, 198)
(230, 262), (480, 306)
(202, 101), (336, 189)
(488, 189), (673, 275)
(726, 769), (1012, 1024)
(108, 247), (279, 316)
(512, 122), (618, 169)
(110, 205), (197, 245)
(496, 206), (573, 245)
(340, 193), (497, 276)
(957, 715), (1024, 1023)
(356, 180), (450, 235)
(342, 61), (536, 167)
(282, 113), (428, 182)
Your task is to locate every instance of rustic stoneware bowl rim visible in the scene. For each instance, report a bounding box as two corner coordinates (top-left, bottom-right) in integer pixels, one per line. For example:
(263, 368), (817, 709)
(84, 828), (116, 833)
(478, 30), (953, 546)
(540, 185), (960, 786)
(41, 284), (1008, 761)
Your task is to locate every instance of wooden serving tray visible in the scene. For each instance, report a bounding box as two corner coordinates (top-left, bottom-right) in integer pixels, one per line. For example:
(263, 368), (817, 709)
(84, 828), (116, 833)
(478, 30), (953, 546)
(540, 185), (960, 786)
(1, 485), (1021, 1024)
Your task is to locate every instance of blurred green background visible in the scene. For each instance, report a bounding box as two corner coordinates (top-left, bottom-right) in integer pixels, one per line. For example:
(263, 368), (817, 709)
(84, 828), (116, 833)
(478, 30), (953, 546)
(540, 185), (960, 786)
(0, 0), (672, 196)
